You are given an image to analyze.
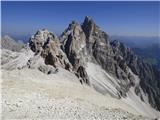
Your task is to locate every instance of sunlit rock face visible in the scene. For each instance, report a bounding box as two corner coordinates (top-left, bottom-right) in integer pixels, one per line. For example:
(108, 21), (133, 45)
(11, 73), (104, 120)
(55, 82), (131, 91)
(29, 28), (72, 70)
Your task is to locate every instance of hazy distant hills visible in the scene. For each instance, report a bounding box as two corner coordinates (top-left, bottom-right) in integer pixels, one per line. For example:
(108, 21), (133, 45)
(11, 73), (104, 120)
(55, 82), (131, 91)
(1, 35), (25, 51)
(133, 44), (160, 70)
(111, 36), (159, 48)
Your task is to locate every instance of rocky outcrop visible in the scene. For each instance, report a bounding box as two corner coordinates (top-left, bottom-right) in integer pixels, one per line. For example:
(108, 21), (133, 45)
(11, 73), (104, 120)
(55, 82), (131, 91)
(29, 28), (89, 84)
(29, 29), (72, 70)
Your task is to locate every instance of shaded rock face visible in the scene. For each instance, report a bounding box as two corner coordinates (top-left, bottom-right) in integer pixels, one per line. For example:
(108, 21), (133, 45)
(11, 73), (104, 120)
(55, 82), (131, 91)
(76, 66), (90, 85)
(139, 65), (160, 110)
(82, 17), (132, 97)
(60, 21), (90, 84)
(82, 16), (98, 41)
(60, 21), (86, 68)
(82, 16), (110, 55)
(111, 40), (160, 110)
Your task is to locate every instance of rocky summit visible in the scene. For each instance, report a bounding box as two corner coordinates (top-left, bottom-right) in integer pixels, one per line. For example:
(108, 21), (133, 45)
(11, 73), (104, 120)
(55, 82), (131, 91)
(27, 16), (160, 112)
(1, 16), (160, 119)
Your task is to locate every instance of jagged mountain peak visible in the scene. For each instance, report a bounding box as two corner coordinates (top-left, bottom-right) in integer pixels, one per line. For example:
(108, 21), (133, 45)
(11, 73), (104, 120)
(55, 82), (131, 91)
(85, 16), (92, 20)
(61, 16), (105, 43)
(33, 28), (56, 40)
(83, 16), (95, 26)
(69, 20), (79, 27)
(2, 17), (160, 118)
(65, 16), (95, 33)
(60, 19), (87, 68)
(37, 28), (49, 32)
(81, 16), (109, 46)
(27, 29), (73, 73)
(29, 28), (58, 53)
(60, 17), (160, 112)
(60, 20), (82, 41)
(82, 16), (98, 39)
(35, 28), (51, 36)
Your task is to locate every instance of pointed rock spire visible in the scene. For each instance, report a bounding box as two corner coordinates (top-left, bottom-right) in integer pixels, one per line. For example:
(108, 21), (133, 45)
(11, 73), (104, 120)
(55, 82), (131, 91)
(83, 16), (95, 26)
(82, 16), (97, 39)
(60, 19), (86, 68)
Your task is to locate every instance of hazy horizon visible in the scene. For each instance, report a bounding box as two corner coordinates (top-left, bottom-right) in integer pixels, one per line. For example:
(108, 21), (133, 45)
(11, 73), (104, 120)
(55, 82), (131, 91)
(2, 1), (160, 41)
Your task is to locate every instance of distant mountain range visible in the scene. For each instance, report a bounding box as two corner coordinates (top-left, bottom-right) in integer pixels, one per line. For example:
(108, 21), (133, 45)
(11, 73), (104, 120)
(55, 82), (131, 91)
(111, 36), (159, 48)
(1, 35), (25, 51)
(132, 44), (160, 70)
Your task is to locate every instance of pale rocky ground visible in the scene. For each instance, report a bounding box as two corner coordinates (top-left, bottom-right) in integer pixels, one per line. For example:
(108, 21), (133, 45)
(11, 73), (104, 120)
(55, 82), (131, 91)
(1, 68), (155, 120)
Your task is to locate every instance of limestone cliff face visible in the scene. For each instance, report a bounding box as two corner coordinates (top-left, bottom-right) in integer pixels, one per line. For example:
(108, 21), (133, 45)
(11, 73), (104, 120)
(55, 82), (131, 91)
(60, 21), (89, 84)
(60, 21), (86, 69)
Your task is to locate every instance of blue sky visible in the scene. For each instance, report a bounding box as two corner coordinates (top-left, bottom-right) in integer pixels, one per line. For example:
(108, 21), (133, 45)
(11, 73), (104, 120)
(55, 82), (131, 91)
(2, 1), (160, 40)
